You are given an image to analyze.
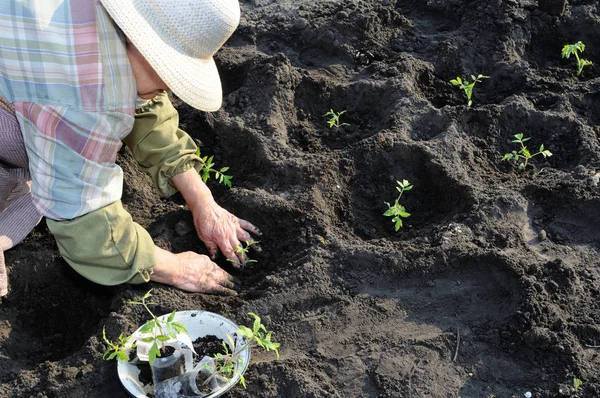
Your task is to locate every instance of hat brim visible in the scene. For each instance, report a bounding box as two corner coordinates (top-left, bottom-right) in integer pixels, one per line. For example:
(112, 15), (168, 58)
(100, 0), (223, 112)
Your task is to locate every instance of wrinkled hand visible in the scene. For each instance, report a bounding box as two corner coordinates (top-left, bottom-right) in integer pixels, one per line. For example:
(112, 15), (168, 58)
(193, 202), (261, 266)
(151, 249), (239, 296)
(170, 168), (261, 267)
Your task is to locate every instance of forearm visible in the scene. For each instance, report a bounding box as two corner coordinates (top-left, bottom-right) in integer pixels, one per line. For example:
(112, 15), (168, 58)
(149, 246), (179, 285)
(124, 92), (203, 197)
(170, 168), (217, 216)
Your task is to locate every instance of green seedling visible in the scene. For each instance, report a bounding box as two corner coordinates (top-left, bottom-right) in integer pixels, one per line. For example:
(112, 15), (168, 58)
(128, 290), (189, 365)
(196, 148), (233, 187)
(201, 312), (280, 389)
(449, 74), (489, 107)
(324, 109), (350, 129)
(102, 289), (189, 365)
(227, 240), (260, 264)
(384, 179), (413, 231)
(102, 327), (133, 362)
(561, 42), (592, 76)
(502, 133), (552, 170)
(573, 377), (583, 392)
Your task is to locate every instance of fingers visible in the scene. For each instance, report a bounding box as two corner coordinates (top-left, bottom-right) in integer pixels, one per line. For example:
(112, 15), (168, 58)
(237, 219), (262, 253)
(194, 207), (262, 263)
(163, 252), (245, 295)
(218, 240), (239, 268)
(238, 218), (261, 236)
(205, 241), (219, 261)
(208, 284), (238, 296)
(206, 267), (239, 296)
(226, 236), (246, 267)
(220, 277), (240, 291)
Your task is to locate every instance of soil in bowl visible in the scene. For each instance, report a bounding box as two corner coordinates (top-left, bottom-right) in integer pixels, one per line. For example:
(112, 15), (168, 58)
(192, 335), (223, 358)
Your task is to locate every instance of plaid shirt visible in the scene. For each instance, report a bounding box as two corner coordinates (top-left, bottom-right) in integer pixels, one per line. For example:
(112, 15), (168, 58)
(0, 0), (137, 220)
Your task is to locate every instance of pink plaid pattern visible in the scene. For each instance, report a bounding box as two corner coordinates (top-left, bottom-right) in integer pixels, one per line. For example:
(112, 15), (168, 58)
(0, 1), (137, 220)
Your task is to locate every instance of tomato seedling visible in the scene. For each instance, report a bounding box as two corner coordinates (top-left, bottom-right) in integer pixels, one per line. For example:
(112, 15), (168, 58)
(450, 74), (489, 107)
(561, 41), (592, 76)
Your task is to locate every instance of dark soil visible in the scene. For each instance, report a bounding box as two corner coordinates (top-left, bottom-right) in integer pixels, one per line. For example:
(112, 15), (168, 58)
(192, 335), (223, 359)
(194, 371), (213, 396)
(2, 1), (600, 397)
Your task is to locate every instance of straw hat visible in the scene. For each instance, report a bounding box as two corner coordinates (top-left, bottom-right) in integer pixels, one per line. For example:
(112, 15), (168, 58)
(100, 0), (240, 111)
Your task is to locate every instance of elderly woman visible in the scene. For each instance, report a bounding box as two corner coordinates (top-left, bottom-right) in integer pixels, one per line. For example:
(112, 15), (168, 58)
(0, 0), (258, 296)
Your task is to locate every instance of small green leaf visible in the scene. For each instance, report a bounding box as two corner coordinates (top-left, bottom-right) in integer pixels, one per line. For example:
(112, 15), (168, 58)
(237, 325), (253, 339)
(520, 147), (531, 158)
(574, 377), (583, 391)
(139, 322), (155, 334)
(171, 321), (186, 331)
(394, 218), (402, 231)
(148, 341), (160, 365)
(250, 312), (262, 334)
(117, 351), (130, 362)
(383, 208), (396, 217)
(226, 335), (235, 351)
(167, 311), (176, 323)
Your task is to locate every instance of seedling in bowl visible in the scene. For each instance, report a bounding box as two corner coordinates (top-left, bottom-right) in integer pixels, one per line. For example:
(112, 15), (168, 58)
(449, 74), (489, 107)
(502, 133), (552, 170)
(200, 312), (280, 389)
(196, 148), (233, 187)
(383, 179), (413, 231)
(102, 289), (192, 365)
(324, 109), (350, 129)
(102, 327), (133, 362)
(561, 41), (592, 76)
(128, 290), (191, 364)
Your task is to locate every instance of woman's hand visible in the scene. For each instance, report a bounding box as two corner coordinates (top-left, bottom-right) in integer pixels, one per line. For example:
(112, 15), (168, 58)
(150, 247), (239, 295)
(170, 168), (261, 266)
(192, 200), (261, 266)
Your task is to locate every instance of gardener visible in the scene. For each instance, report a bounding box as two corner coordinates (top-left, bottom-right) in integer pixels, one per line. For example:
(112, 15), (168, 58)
(0, 0), (258, 297)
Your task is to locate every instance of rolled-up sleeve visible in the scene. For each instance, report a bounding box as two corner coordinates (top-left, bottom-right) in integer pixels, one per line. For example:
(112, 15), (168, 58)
(46, 200), (156, 285)
(124, 92), (204, 197)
